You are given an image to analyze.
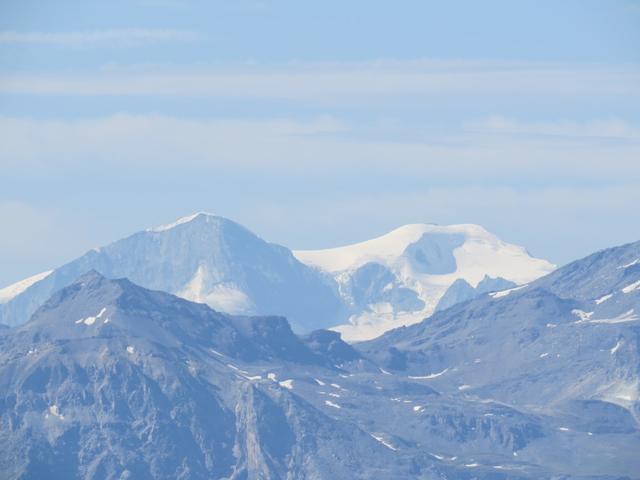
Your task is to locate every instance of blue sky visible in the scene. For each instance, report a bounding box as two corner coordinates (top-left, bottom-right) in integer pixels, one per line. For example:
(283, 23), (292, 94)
(1, 0), (640, 286)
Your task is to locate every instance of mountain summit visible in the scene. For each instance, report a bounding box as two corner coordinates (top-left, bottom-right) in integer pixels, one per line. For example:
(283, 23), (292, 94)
(0, 213), (344, 331)
(0, 271), (412, 479)
(295, 223), (555, 340)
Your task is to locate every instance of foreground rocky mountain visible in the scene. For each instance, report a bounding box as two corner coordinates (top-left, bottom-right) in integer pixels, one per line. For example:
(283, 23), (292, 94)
(1, 237), (639, 479)
(359, 240), (640, 477)
(0, 272), (407, 479)
(295, 223), (554, 340)
(0, 213), (344, 332)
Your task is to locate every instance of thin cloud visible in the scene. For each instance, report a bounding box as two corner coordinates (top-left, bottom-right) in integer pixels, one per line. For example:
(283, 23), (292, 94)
(467, 116), (640, 140)
(0, 29), (203, 46)
(0, 60), (637, 101)
(0, 114), (638, 185)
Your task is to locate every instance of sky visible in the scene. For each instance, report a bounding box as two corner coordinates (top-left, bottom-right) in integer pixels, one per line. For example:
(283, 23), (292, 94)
(1, 0), (640, 286)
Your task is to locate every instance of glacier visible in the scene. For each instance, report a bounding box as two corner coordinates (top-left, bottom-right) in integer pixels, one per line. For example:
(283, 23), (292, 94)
(295, 223), (555, 340)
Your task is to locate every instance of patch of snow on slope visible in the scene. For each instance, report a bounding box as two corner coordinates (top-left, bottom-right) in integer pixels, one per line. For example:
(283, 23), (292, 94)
(75, 307), (107, 326)
(46, 405), (64, 420)
(204, 284), (253, 313)
(409, 368), (448, 380)
(227, 364), (249, 374)
(610, 340), (623, 355)
(332, 309), (427, 342)
(490, 285), (528, 298)
(324, 400), (341, 409)
(618, 258), (640, 269)
(430, 453), (457, 461)
(587, 309), (639, 324)
(279, 379), (294, 390)
(370, 433), (396, 450)
(572, 309), (594, 322)
(0, 270), (53, 304)
(595, 293), (613, 305)
(622, 279), (640, 294)
(176, 265), (252, 313)
(176, 264), (207, 302)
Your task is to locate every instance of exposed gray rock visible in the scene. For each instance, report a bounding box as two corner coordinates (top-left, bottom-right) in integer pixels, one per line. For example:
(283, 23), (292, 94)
(435, 275), (517, 312)
(358, 241), (640, 478)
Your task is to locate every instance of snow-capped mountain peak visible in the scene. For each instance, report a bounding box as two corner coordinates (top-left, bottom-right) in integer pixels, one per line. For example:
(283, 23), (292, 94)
(0, 213), (344, 331)
(0, 270), (53, 305)
(295, 223), (443, 273)
(295, 223), (551, 283)
(147, 211), (222, 233)
(295, 223), (555, 341)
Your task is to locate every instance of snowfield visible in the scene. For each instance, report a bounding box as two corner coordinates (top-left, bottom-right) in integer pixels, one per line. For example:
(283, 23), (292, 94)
(295, 223), (554, 340)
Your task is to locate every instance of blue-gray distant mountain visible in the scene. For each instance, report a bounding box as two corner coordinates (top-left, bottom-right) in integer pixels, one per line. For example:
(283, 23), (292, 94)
(0, 213), (345, 332)
(1, 216), (555, 341)
(2, 237), (639, 479)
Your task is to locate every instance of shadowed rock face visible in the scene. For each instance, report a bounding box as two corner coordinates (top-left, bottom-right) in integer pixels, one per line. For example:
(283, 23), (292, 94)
(0, 214), (346, 332)
(435, 275), (516, 312)
(1, 239), (640, 480)
(0, 272), (410, 480)
(402, 232), (466, 275)
(345, 262), (424, 313)
(302, 329), (362, 365)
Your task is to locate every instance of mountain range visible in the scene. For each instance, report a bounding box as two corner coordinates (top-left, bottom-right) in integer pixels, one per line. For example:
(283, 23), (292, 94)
(0, 236), (638, 479)
(0, 213), (554, 340)
(0, 214), (343, 333)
